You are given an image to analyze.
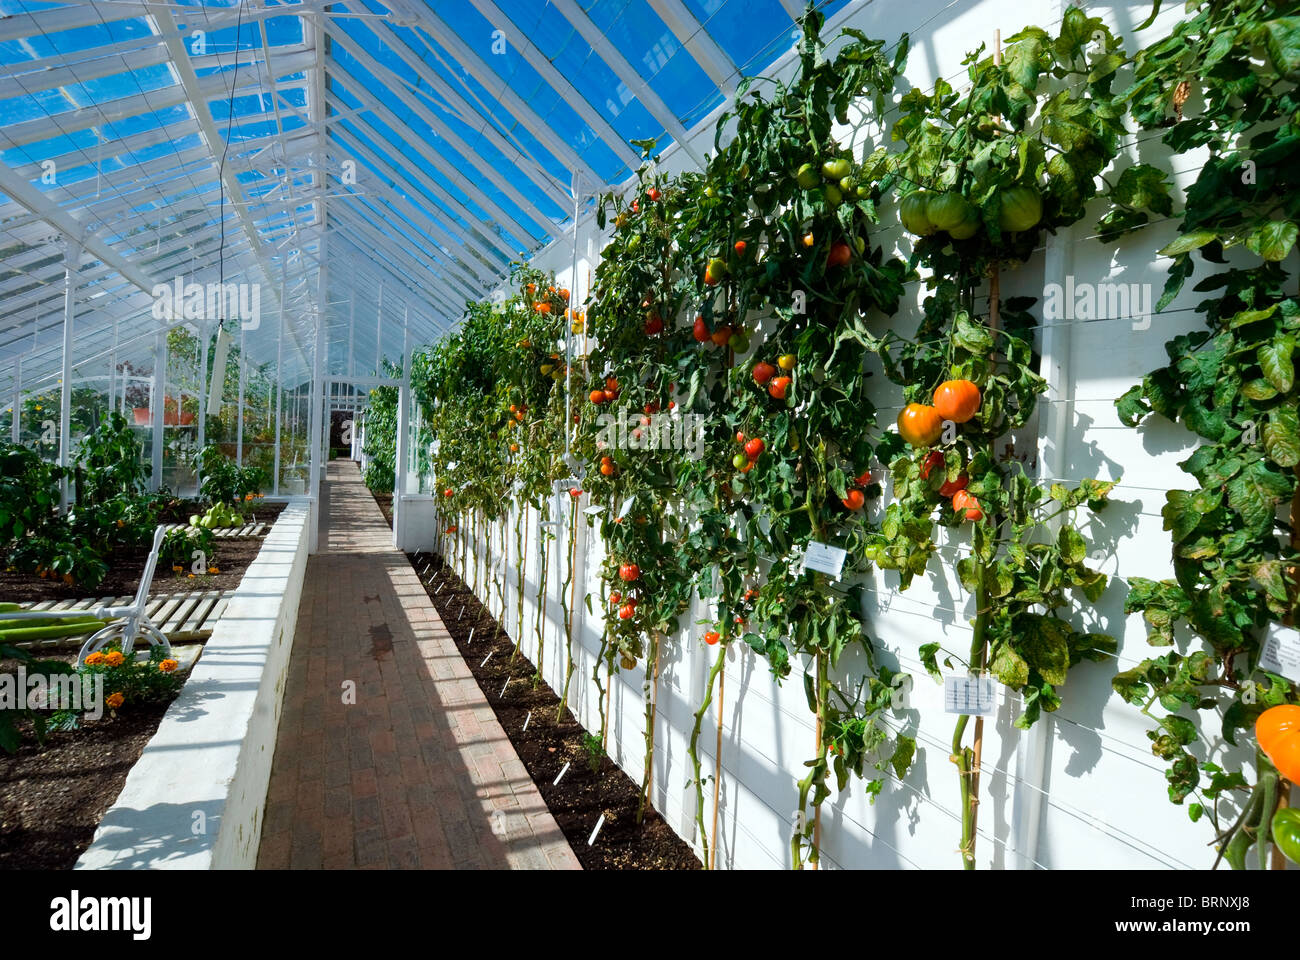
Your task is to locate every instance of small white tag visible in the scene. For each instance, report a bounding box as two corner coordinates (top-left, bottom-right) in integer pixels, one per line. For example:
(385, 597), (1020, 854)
(583, 504), (605, 516)
(553, 761), (571, 785)
(802, 541), (847, 578)
(1259, 623), (1300, 681)
(588, 812), (606, 846)
(943, 675), (996, 716)
(616, 495), (635, 520)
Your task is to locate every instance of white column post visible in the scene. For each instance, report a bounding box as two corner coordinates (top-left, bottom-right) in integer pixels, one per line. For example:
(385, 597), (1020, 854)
(393, 304), (411, 548)
(195, 318), (209, 496)
(57, 238), (82, 513)
(273, 272), (286, 496)
(308, 251), (329, 553)
(236, 322), (247, 464)
(150, 331), (166, 491)
(12, 356), (22, 443)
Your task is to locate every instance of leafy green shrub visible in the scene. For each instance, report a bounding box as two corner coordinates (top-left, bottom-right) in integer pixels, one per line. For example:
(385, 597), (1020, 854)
(195, 445), (267, 507)
(362, 382), (398, 494)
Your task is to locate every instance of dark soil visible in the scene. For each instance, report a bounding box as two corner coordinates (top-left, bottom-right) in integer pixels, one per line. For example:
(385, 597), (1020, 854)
(154, 498), (287, 527)
(0, 534), (267, 605)
(373, 491), (394, 529)
(0, 698), (174, 870)
(409, 551), (701, 871)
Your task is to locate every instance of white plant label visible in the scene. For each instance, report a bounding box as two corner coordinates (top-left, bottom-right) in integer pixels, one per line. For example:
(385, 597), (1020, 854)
(553, 761), (570, 785)
(616, 495), (636, 521)
(587, 813), (606, 846)
(1259, 623), (1300, 682)
(801, 541), (846, 578)
(943, 675), (996, 716)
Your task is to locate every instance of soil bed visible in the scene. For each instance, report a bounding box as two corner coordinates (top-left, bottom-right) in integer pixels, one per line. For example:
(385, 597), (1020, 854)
(410, 551), (700, 871)
(0, 534), (266, 605)
(0, 698), (173, 870)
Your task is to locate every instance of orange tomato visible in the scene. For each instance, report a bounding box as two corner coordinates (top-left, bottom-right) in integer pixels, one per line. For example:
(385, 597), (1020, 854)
(1257, 705), (1300, 783)
(897, 403), (943, 446)
(842, 489), (865, 511)
(932, 379), (981, 423)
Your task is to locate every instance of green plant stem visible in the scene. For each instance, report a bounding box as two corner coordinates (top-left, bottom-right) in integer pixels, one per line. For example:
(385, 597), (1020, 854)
(511, 503), (527, 662)
(534, 501), (551, 688)
(689, 642), (728, 868)
(637, 631), (660, 825)
(952, 524), (990, 870)
(557, 498), (578, 723)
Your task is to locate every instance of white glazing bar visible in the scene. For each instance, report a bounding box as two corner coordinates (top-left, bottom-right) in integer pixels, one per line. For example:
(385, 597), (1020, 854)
(150, 331), (165, 492)
(12, 356), (22, 443)
(57, 239), (82, 514)
(236, 322), (247, 465)
(273, 272), (286, 497)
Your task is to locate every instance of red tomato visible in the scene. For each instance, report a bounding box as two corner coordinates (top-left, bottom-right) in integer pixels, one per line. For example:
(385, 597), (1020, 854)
(693, 316), (710, 342)
(744, 437), (765, 459)
(704, 631), (720, 645)
(919, 450), (944, 480)
(752, 362), (776, 385)
(619, 563), (641, 582)
(939, 473), (969, 498)
(618, 603), (636, 620)
(769, 377), (791, 399)
(842, 489), (865, 511)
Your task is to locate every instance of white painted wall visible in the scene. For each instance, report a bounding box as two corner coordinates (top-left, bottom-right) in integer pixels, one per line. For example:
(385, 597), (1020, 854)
(429, 0), (1296, 869)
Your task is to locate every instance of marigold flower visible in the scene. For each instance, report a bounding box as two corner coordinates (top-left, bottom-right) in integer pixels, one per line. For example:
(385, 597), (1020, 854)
(104, 651), (125, 667)
(172, 565), (183, 573)
(105, 692), (124, 710)
(208, 566), (219, 574)
(187, 573), (196, 579)
(159, 659), (179, 673)
(84, 652), (106, 666)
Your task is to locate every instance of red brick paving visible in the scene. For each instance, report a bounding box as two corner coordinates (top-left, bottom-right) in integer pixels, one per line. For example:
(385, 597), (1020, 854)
(257, 460), (579, 870)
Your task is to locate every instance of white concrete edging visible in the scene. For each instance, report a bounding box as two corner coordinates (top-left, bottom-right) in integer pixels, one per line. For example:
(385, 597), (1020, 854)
(76, 498), (311, 870)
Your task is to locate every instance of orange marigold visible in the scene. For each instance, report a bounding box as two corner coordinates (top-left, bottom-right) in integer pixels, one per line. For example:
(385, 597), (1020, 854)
(208, 566), (219, 574)
(84, 651), (106, 666)
(159, 659), (179, 673)
(104, 651), (125, 667)
(105, 692), (124, 710)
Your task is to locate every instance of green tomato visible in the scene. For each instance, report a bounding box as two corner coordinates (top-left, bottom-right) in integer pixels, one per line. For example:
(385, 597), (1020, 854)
(822, 158), (852, 181)
(839, 176), (856, 194)
(925, 192), (977, 233)
(824, 184), (843, 208)
(997, 184), (1043, 233)
(729, 331), (750, 353)
(1274, 808), (1300, 864)
(732, 453), (749, 469)
(796, 163), (819, 190)
(900, 192), (937, 236)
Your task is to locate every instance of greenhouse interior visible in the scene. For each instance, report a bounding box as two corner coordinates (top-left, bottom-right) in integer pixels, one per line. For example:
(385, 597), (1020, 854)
(0, 0), (1298, 885)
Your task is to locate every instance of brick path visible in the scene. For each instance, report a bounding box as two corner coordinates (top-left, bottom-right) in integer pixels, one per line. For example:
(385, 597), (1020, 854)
(257, 461), (580, 869)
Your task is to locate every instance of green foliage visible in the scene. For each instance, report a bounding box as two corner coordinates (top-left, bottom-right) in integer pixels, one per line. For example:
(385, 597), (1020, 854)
(1111, 0), (1300, 868)
(362, 371), (399, 495)
(195, 444), (266, 508)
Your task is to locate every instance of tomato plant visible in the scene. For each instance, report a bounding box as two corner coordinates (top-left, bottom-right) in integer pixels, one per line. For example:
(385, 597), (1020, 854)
(1110, 0), (1300, 869)
(867, 10), (1130, 867)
